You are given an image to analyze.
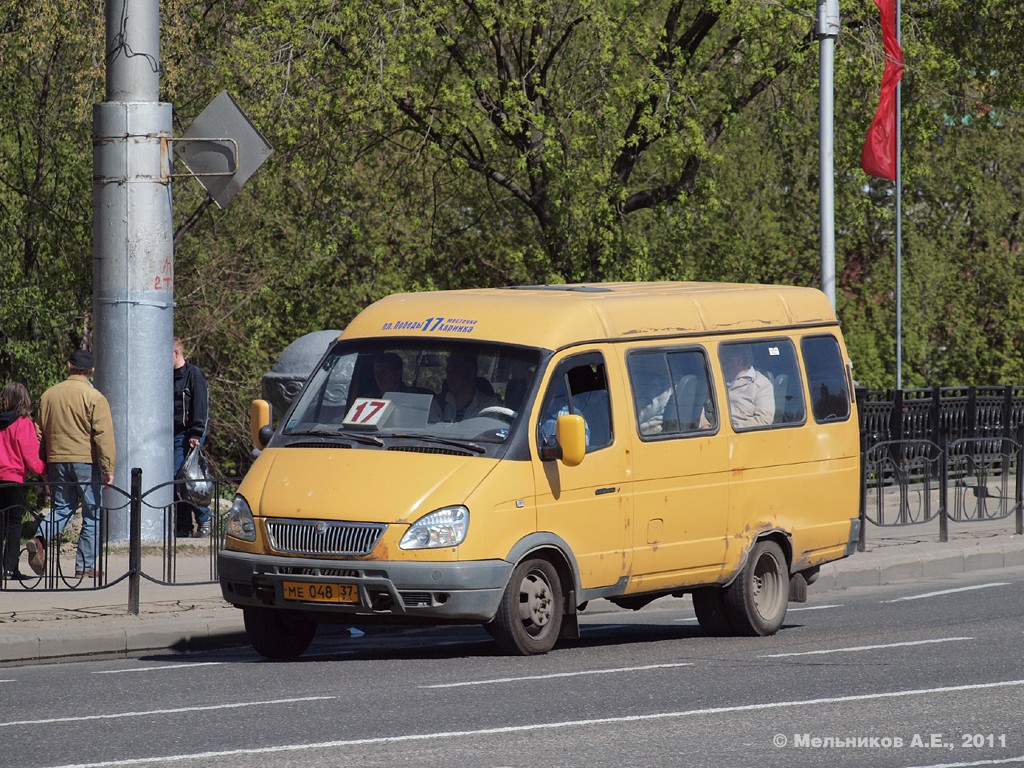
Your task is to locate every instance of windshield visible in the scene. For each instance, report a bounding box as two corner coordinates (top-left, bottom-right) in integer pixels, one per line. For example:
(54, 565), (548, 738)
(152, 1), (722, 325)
(283, 339), (541, 448)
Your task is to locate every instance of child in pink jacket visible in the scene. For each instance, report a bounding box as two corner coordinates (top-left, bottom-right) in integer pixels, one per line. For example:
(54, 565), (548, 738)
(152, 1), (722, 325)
(0, 382), (46, 579)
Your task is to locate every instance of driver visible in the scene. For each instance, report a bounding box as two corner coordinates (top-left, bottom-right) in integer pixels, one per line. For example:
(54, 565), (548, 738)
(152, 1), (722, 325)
(372, 352), (413, 396)
(441, 353), (500, 421)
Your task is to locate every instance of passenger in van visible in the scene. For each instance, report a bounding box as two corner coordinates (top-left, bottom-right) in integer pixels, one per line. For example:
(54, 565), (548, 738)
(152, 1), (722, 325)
(372, 353), (413, 396)
(720, 345), (775, 428)
(540, 365), (607, 448)
(540, 402), (591, 448)
(637, 388), (672, 434)
(441, 353), (500, 421)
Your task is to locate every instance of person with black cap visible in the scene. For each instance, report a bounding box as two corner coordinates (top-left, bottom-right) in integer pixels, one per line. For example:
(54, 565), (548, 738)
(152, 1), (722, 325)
(25, 349), (115, 580)
(172, 337), (210, 537)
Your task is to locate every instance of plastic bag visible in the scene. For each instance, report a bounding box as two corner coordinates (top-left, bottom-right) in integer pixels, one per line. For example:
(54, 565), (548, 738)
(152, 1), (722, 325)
(176, 446), (214, 507)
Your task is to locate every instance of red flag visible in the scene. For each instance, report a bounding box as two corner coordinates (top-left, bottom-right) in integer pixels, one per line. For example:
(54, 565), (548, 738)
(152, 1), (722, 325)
(861, 0), (904, 181)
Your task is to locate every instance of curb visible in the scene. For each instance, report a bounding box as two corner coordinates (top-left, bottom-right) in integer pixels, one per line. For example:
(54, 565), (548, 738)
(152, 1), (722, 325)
(0, 616), (246, 666)
(819, 539), (1024, 591)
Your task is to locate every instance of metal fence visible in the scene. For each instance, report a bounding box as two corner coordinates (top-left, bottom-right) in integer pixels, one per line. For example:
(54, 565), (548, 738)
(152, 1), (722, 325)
(5, 386), (1024, 594)
(858, 386), (1024, 547)
(0, 468), (239, 604)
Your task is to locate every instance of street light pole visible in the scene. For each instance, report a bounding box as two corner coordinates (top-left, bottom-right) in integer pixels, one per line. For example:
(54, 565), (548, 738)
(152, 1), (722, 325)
(93, 0), (174, 539)
(817, 0), (840, 312)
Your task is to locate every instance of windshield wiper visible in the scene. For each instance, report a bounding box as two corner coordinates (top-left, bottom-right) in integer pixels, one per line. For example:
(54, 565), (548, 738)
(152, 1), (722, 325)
(388, 433), (486, 454)
(306, 426), (385, 447)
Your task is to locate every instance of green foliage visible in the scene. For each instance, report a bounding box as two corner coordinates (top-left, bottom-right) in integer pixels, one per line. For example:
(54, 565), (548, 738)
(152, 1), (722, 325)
(4, 0), (1024, 468)
(0, 1), (102, 396)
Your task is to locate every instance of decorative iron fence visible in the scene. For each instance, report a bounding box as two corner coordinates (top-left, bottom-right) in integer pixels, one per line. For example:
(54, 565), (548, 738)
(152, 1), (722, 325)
(0, 468), (240, 605)
(6, 387), (1024, 594)
(858, 386), (1024, 547)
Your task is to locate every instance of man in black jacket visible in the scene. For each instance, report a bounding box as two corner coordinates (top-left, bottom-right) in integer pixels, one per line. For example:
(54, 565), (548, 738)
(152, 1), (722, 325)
(173, 337), (210, 537)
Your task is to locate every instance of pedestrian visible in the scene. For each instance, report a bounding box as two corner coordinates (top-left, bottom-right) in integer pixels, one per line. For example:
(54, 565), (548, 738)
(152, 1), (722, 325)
(173, 337), (211, 537)
(27, 350), (115, 579)
(0, 382), (46, 580)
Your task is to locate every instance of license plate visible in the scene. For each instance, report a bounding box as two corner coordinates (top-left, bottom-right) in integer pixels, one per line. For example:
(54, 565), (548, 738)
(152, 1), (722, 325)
(282, 581), (359, 604)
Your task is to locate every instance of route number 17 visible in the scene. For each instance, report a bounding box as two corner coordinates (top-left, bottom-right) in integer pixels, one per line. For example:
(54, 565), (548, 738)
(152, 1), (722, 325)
(343, 398), (395, 427)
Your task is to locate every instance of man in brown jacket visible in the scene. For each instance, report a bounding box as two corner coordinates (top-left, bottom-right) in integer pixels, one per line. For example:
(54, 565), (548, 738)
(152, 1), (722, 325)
(26, 349), (116, 579)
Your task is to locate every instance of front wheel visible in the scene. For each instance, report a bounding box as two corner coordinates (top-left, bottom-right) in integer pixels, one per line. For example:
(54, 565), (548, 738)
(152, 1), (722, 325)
(491, 558), (563, 655)
(243, 606), (317, 659)
(724, 540), (789, 636)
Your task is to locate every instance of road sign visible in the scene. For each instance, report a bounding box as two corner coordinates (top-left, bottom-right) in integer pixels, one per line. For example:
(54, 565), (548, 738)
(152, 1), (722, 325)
(174, 91), (273, 208)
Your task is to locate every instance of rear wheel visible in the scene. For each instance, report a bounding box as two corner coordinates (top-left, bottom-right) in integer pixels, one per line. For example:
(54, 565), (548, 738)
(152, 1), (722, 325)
(692, 587), (733, 636)
(491, 558), (563, 655)
(724, 540), (789, 636)
(243, 606), (317, 659)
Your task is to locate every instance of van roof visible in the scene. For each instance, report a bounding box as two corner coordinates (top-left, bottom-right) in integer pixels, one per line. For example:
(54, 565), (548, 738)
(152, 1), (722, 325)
(343, 282), (838, 349)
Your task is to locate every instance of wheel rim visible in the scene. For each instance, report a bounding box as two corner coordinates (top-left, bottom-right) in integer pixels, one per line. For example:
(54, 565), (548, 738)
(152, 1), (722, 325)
(518, 568), (554, 636)
(750, 551), (784, 620)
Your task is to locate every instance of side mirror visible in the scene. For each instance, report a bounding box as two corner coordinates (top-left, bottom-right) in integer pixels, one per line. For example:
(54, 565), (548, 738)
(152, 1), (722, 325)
(556, 413), (586, 467)
(251, 399), (272, 449)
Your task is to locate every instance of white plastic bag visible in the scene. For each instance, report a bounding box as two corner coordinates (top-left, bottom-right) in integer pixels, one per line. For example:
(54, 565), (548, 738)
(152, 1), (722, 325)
(177, 446), (214, 507)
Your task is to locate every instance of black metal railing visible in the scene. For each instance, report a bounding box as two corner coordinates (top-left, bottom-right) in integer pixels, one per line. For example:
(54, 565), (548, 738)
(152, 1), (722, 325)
(858, 386), (1024, 548)
(5, 386), (1024, 596)
(0, 469), (240, 603)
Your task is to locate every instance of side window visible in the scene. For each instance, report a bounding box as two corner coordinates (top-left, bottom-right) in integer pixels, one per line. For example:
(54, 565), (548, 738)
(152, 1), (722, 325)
(801, 335), (851, 422)
(537, 353), (612, 451)
(627, 348), (716, 438)
(718, 340), (804, 430)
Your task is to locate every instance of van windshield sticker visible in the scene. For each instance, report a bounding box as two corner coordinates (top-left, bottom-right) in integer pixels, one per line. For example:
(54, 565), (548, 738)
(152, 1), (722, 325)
(768, 346), (780, 356)
(380, 317), (478, 334)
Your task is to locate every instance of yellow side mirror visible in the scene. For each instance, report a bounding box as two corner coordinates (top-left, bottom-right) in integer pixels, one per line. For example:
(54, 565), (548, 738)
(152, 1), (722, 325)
(251, 399), (271, 448)
(556, 413), (587, 467)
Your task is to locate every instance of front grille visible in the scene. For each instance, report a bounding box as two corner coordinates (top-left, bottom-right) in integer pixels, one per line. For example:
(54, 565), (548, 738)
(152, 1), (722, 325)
(276, 566), (361, 578)
(265, 519), (387, 556)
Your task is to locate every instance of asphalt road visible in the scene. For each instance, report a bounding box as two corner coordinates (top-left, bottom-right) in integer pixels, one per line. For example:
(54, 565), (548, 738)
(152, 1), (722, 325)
(5, 566), (1024, 768)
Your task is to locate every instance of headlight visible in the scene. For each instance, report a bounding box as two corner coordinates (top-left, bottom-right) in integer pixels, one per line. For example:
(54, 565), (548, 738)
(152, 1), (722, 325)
(225, 494), (257, 541)
(399, 506), (469, 549)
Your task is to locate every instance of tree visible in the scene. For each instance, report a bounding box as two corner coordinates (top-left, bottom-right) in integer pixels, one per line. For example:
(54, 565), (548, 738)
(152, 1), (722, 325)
(6, 0), (1024, 470)
(0, 2), (102, 395)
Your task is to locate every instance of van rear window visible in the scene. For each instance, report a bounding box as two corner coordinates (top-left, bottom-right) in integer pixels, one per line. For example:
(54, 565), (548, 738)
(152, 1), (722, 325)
(801, 335), (851, 423)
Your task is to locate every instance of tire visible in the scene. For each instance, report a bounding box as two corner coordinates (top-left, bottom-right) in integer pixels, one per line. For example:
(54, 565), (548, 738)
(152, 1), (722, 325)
(243, 606), (317, 660)
(723, 540), (789, 636)
(491, 558), (563, 655)
(692, 587), (734, 637)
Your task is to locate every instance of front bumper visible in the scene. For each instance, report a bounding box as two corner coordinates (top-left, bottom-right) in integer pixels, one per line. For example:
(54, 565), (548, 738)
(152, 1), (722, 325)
(218, 549), (513, 622)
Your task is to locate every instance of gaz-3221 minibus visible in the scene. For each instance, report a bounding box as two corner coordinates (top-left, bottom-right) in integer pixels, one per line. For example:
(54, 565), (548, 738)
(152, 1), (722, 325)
(218, 282), (860, 657)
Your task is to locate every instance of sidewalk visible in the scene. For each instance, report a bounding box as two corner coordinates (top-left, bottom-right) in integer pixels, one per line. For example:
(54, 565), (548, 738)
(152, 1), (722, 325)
(1, 517), (1022, 666)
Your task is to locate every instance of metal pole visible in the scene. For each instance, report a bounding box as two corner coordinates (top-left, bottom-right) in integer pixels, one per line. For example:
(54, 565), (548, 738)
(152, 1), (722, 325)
(817, 0), (840, 311)
(938, 427), (948, 543)
(94, 0), (174, 540)
(895, 0), (903, 389)
(128, 467), (143, 615)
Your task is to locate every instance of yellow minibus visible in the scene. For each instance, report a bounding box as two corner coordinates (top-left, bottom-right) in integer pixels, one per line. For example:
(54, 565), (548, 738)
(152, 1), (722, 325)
(219, 282), (860, 657)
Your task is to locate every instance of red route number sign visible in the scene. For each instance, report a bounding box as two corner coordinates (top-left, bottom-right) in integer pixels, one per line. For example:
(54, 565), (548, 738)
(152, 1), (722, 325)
(343, 397), (395, 427)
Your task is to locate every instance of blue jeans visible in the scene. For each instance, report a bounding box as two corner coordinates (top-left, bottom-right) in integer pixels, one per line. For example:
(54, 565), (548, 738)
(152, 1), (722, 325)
(174, 432), (210, 528)
(38, 463), (102, 573)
